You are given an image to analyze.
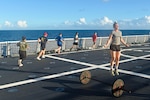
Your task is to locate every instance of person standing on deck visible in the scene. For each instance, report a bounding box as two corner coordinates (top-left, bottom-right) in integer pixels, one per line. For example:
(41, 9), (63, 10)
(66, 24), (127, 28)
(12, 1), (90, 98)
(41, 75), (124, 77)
(36, 32), (48, 60)
(92, 32), (97, 49)
(70, 32), (79, 51)
(17, 36), (28, 67)
(104, 22), (129, 76)
(55, 33), (64, 54)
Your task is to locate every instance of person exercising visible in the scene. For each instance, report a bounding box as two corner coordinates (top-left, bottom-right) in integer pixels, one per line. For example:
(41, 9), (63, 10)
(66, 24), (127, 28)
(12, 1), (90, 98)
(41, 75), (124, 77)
(55, 33), (64, 54)
(36, 32), (48, 60)
(17, 36), (28, 67)
(70, 32), (79, 51)
(104, 22), (129, 76)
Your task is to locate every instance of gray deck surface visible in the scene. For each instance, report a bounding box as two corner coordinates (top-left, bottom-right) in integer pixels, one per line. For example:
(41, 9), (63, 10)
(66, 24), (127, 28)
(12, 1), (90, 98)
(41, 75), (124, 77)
(0, 45), (150, 100)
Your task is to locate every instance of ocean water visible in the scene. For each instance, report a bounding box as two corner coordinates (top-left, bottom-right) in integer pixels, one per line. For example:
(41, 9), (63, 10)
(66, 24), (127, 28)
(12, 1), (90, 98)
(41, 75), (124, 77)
(0, 30), (150, 42)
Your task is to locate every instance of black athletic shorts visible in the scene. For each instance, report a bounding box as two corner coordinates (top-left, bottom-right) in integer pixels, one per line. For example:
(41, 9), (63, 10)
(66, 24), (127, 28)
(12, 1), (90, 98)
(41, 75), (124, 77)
(73, 42), (78, 45)
(19, 50), (26, 59)
(41, 44), (46, 50)
(110, 44), (120, 51)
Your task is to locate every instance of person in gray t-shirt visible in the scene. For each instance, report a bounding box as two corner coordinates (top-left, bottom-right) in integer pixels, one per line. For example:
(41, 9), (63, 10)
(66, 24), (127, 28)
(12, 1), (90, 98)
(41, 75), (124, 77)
(104, 22), (129, 76)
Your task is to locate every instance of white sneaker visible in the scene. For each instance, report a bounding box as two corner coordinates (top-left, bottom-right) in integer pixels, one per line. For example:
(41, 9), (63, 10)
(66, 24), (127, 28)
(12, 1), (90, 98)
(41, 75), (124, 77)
(19, 63), (23, 67)
(37, 57), (41, 60)
(115, 69), (119, 75)
(110, 69), (115, 76)
(42, 55), (45, 58)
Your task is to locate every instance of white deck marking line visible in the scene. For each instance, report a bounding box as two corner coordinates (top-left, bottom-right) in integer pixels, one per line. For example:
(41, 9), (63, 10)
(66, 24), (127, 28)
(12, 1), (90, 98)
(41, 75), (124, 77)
(121, 47), (150, 51)
(0, 63), (108, 90)
(46, 55), (150, 79)
(121, 48), (150, 60)
(0, 54), (150, 90)
(121, 53), (150, 60)
(120, 53), (137, 59)
(49, 47), (105, 56)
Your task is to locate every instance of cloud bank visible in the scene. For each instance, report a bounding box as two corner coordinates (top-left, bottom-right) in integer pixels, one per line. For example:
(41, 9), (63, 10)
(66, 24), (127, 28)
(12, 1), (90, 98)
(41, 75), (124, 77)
(1, 16), (150, 29)
(63, 16), (150, 29)
(0, 20), (28, 29)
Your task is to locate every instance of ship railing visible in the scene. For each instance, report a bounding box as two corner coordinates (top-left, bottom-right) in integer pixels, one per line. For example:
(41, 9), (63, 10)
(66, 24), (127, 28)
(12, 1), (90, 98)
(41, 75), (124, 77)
(0, 35), (149, 57)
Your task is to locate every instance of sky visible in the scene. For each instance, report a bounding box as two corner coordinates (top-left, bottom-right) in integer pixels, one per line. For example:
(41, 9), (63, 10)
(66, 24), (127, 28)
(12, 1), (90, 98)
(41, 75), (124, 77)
(0, 0), (150, 30)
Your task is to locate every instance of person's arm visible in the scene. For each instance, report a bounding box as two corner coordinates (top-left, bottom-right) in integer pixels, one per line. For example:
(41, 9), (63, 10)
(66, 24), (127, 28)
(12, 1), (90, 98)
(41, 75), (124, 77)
(120, 37), (129, 47)
(38, 38), (41, 43)
(25, 42), (29, 49)
(61, 37), (64, 43)
(104, 33), (113, 48)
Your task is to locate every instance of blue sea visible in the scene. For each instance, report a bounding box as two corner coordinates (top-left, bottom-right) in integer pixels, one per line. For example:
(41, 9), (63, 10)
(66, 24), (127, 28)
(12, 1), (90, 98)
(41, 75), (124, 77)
(0, 30), (150, 42)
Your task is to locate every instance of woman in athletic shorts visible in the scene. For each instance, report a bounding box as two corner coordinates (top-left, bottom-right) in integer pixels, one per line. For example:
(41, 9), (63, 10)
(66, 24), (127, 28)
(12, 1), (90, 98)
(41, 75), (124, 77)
(70, 32), (79, 51)
(104, 22), (129, 76)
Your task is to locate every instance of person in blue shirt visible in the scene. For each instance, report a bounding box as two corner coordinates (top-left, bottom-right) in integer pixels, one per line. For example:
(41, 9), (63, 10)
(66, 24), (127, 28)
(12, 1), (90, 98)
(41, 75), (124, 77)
(55, 33), (64, 54)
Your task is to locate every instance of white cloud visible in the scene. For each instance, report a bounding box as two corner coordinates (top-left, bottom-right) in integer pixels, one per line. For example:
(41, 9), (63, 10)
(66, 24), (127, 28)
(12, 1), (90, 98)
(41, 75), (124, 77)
(17, 20), (27, 28)
(2, 15), (150, 29)
(76, 18), (87, 25)
(4, 21), (13, 27)
(118, 16), (150, 29)
(64, 20), (73, 25)
(64, 18), (87, 27)
(145, 16), (150, 23)
(100, 16), (113, 25)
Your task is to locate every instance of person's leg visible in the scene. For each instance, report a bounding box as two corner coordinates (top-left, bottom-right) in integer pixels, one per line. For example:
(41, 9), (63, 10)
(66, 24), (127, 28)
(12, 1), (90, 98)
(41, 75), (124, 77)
(70, 45), (74, 51)
(110, 50), (116, 76)
(110, 50), (116, 69)
(92, 42), (94, 48)
(18, 50), (21, 66)
(37, 50), (43, 60)
(73, 42), (78, 50)
(76, 44), (79, 50)
(42, 49), (46, 58)
(72, 42), (78, 50)
(18, 59), (23, 67)
(115, 51), (120, 68)
(58, 46), (61, 54)
(92, 42), (96, 49)
(75, 45), (78, 50)
(18, 51), (23, 67)
(115, 51), (121, 75)
(55, 47), (59, 53)
(21, 51), (26, 65)
(38, 51), (42, 57)
(55, 44), (60, 53)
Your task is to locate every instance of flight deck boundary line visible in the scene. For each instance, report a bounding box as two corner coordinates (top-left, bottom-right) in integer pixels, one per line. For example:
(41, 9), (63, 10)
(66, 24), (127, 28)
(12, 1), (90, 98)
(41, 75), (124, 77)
(0, 54), (149, 90)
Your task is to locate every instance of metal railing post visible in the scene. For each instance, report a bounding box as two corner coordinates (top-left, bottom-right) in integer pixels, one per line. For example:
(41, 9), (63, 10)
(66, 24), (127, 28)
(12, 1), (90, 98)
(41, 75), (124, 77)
(99, 37), (102, 46)
(6, 42), (11, 57)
